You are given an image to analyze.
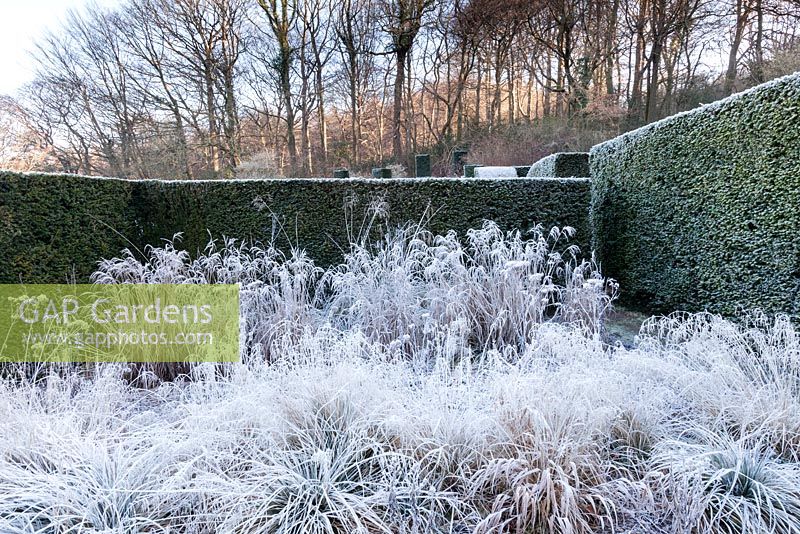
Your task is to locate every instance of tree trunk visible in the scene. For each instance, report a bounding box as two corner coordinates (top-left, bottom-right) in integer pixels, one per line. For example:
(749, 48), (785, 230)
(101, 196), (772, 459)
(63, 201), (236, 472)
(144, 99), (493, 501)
(222, 66), (239, 174)
(543, 52), (552, 118)
(349, 49), (360, 165)
(605, 0), (619, 95)
(203, 60), (221, 174)
(630, 0), (648, 119)
(281, 47), (298, 169)
(475, 61), (482, 124)
(392, 46), (408, 160)
(556, 58), (565, 118)
(299, 42), (312, 174)
(724, 0), (748, 95)
(406, 50), (415, 159)
(507, 56), (515, 125)
(174, 112), (193, 179)
(645, 40), (663, 121)
(753, 0), (764, 83)
(315, 63), (328, 166)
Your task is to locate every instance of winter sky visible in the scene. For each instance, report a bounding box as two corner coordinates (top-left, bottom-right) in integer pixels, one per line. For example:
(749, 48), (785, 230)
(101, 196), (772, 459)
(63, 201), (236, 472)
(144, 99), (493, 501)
(0, 0), (119, 96)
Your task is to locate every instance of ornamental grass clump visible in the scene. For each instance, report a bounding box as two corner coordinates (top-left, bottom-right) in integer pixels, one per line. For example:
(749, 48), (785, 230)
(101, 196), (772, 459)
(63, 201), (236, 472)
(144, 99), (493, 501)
(1, 223), (798, 532)
(1, 313), (800, 532)
(92, 221), (615, 367)
(652, 434), (800, 534)
(327, 222), (615, 353)
(93, 235), (325, 364)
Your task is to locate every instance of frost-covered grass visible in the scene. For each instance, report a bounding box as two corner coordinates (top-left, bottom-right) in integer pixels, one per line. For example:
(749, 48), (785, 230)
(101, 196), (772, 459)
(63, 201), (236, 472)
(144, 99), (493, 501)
(91, 221), (614, 363)
(1, 223), (799, 533)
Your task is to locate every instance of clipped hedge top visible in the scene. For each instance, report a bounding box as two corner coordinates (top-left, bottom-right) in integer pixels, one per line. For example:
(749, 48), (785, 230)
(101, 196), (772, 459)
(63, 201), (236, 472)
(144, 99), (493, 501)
(594, 71), (800, 153)
(21, 172), (583, 184)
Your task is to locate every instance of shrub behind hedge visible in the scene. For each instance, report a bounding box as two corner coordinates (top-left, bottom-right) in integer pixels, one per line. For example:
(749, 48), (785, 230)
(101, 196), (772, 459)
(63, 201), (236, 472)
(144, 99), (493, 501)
(590, 73), (800, 317)
(527, 153), (590, 177)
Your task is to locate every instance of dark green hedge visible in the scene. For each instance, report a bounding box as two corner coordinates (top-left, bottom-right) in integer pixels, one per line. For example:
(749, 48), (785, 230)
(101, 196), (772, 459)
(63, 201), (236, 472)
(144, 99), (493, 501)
(0, 173), (592, 283)
(0, 173), (138, 284)
(590, 73), (800, 318)
(527, 153), (590, 178)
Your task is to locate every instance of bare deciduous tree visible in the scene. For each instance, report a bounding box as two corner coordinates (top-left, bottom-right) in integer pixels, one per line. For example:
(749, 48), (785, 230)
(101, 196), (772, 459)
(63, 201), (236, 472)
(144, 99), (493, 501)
(10, 0), (799, 178)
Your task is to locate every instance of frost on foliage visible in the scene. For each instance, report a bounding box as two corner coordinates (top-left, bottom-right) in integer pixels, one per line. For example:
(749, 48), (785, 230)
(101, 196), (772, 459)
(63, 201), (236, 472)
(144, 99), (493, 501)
(591, 71), (800, 158)
(3, 220), (800, 533)
(1, 312), (800, 532)
(92, 220), (616, 362)
(526, 152), (590, 178)
(588, 71), (800, 321)
(473, 166), (518, 178)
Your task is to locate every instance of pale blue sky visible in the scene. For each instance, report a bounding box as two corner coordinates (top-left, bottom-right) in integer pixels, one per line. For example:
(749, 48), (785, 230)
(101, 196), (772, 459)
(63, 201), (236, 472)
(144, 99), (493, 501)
(0, 0), (119, 96)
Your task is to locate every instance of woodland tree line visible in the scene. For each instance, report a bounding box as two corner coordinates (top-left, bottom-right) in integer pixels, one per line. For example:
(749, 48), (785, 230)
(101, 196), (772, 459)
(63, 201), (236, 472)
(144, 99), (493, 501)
(1, 0), (799, 178)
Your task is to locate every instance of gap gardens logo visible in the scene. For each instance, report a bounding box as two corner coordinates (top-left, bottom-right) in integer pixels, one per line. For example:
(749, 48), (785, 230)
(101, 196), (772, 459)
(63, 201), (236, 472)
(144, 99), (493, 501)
(0, 284), (239, 362)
